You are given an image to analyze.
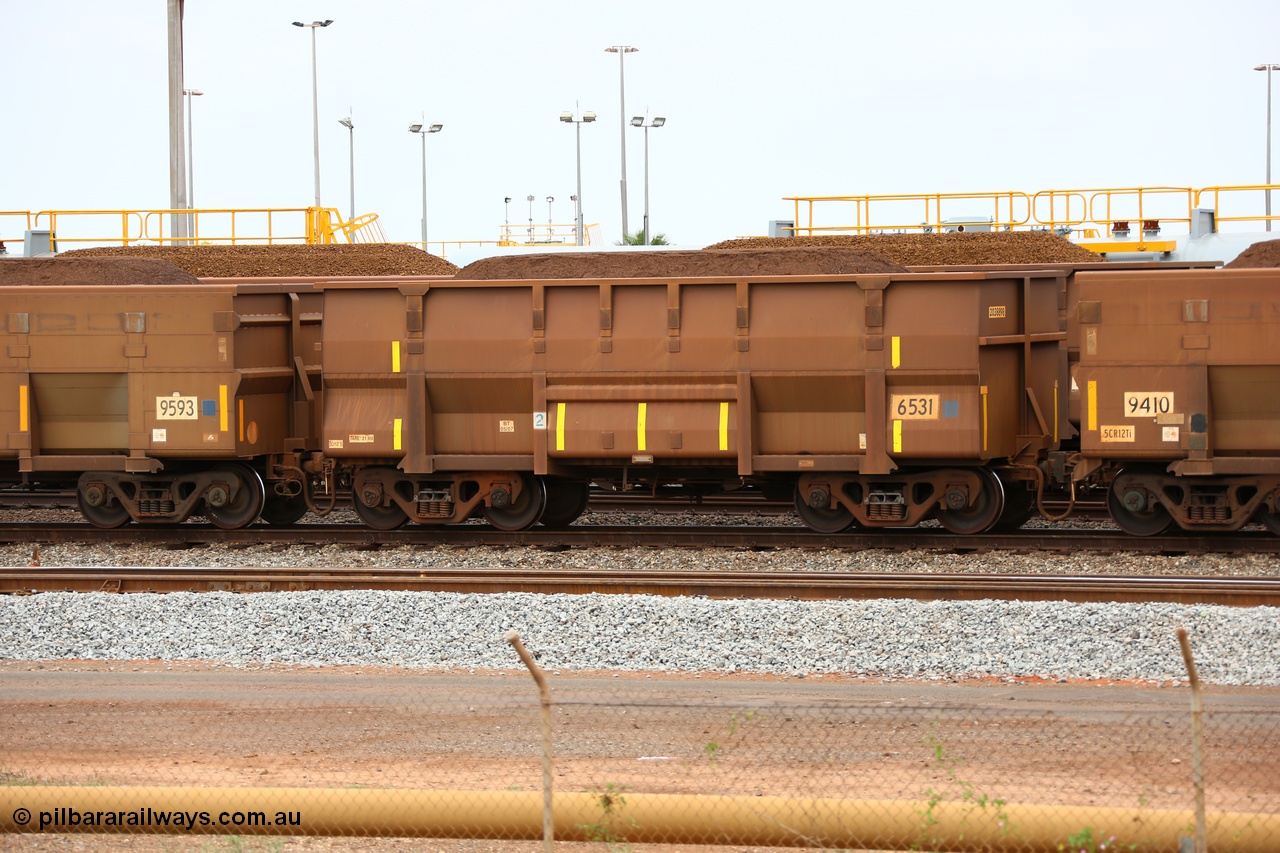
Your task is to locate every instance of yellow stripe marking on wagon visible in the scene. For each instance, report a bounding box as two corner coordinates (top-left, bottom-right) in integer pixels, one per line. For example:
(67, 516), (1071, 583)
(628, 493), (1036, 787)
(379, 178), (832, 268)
(892, 419), (902, 454)
(556, 403), (566, 452)
(891, 336), (901, 369)
(1087, 380), (1098, 432)
(392, 341), (401, 374)
(981, 387), (988, 453)
(238, 399), (245, 442)
(219, 385), (228, 432)
(1053, 380), (1059, 443)
(393, 418), (402, 451)
(637, 403), (647, 452)
(19, 385), (28, 432)
(719, 402), (729, 451)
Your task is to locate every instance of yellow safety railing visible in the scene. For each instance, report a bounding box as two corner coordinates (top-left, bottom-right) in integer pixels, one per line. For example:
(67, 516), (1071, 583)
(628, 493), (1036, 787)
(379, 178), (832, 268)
(783, 184), (1280, 241)
(0, 207), (384, 251)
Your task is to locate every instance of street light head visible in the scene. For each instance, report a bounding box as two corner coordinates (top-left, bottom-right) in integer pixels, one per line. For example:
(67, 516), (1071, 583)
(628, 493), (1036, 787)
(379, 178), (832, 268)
(630, 116), (644, 126)
(546, 196), (554, 203)
(505, 197), (512, 204)
(409, 123), (423, 133)
(561, 112), (573, 123)
(292, 21), (305, 26)
(1256, 64), (1280, 71)
(428, 123), (443, 133)
(583, 111), (597, 122)
(605, 45), (638, 53)
(651, 116), (666, 127)
(527, 195), (534, 202)
(339, 117), (353, 130)
(184, 89), (204, 97)
(320, 19), (334, 26)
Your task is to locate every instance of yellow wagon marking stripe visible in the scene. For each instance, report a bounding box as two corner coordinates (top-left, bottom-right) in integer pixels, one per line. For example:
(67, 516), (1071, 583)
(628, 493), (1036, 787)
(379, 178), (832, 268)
(19, 385), (28, 432)
(392, 341), (401, 374)
(219, 385), (228, 432)
(892, 419), (902, 454)
(637, 403), (647, 452)
(891, 336), (901, 369)
(719, 402), (729, 451)
(1087, 380), (1098, 432)
(238, 399), (245, 442)
(394, 418), (402, 451)
(556, 403), (566, 452)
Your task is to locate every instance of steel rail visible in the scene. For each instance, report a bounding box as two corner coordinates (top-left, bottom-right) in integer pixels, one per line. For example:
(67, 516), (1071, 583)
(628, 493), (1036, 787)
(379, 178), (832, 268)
(2, 566), (1278, 607)
(3, 521), (1280, 555)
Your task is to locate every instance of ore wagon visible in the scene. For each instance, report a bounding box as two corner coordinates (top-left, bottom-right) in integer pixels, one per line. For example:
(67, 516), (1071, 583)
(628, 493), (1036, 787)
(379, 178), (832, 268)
(0, 260), (324, 528)
(318, 268), (1069, 533)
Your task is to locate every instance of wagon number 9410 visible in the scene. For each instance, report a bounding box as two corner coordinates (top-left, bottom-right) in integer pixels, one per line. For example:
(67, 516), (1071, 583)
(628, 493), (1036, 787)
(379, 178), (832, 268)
(891, 394), (940, 420)
(1124, 392), (1174, 418)
(156, 396), (198, 420)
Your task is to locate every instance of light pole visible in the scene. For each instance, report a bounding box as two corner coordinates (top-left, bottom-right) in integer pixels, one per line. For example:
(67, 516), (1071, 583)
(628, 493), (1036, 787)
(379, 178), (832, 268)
(338, 115), (354, 222)
(292, 19), (333, 209)
(630, 115), (665, 245)
(1256, 63), (1280, 231)
(560, 108), (596, 246)
(408, 121), (443, 249)
(605, 45), (638, 241)
(183, 88), (203, 240)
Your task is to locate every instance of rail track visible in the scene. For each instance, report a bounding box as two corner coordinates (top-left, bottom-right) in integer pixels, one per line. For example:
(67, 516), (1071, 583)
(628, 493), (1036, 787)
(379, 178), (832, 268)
(2, 519), (1280, 555)
(3, 565), (1279, 607)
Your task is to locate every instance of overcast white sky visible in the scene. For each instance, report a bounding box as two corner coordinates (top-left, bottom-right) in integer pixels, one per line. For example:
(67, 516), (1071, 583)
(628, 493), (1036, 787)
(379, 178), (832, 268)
(5, 0), (1280, 255)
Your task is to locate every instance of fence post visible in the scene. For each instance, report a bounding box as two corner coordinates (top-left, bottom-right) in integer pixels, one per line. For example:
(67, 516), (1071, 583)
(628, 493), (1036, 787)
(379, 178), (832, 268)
(506, 630), (554, 853)
(1176, 627), (1207, 853)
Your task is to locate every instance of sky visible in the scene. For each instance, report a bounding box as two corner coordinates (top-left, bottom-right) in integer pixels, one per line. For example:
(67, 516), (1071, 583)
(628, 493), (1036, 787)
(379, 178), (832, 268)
(5, 0), (1280, 259)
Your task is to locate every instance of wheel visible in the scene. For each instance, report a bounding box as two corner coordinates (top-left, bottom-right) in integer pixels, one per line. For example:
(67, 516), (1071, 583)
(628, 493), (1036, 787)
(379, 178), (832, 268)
(484, 475), (547, 531)
(1257, 500), (1280, 536)
(935, 468), (1005, 535)
(539, 479), (590, 528)
(1108, 472), (1174, 537)
(353, 491), (410, 530)
(794, 485), (856, 534)
(989, 480), (1037, 532)
(204, 464), (265, 530)
(77, 479), (131, 529)
(259, 492), (309, 526)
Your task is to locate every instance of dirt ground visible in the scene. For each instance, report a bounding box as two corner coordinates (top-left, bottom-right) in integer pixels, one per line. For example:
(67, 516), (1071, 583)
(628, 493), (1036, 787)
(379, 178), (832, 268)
(1, 661), (1277, 852)
(1224, 237), (1280, 268)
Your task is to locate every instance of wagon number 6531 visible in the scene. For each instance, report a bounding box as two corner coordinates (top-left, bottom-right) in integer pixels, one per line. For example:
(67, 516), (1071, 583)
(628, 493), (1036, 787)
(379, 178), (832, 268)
(1124, 392), (1174, 417)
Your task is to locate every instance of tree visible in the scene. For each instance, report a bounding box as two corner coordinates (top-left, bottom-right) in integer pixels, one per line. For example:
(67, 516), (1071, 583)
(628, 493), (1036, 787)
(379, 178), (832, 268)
(616, 229), (670, 246)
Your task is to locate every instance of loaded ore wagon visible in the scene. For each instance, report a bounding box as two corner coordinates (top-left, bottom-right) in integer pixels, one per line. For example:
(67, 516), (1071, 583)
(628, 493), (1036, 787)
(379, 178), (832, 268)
(0, 259), (323, 528)
(318, 265), (1070, 533)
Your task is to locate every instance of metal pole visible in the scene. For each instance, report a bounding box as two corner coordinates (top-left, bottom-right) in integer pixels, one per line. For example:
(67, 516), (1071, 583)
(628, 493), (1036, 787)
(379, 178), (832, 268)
(575, 122), (584, 246)
(642, 124), (650, 245)
(167, 0), (188, 241)
(420, 131), (428, 248)
(618, 50), (629, 241)
(309, 27), (321, 209)
(348, 122), (355, 222)
(1268, 66), (1274, 232)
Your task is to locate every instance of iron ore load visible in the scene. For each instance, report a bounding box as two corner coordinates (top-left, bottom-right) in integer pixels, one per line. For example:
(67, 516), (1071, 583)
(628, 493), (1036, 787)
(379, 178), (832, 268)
(2, 236), (1280, 538)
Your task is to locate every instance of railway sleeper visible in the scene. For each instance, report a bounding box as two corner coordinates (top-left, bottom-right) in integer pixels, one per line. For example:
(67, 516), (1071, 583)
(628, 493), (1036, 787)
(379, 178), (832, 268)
(1108, 469), (1280, 535)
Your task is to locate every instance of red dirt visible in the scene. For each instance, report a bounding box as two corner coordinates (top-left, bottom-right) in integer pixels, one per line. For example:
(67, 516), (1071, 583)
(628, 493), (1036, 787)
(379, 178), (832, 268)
(453, 247), (907, 280)
(1223, 238), (1280, 268)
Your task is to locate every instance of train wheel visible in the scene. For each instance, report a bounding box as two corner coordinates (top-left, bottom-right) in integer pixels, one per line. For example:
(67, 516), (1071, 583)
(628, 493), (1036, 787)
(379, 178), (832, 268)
(794, 486), (856, 534)
(204, 464), (265, 530)
(485, 475), (547, 531)
(353, 491), (409, 530)
(989, 481), (1037, 532)
(539, 479), (590, 528)
(935, 469), (1005, 535)
(260, 492), (309, 526)
(1107, 472), (1173, 537)
(1257, 505), (1280, 537)
(77, 481), (131, 529)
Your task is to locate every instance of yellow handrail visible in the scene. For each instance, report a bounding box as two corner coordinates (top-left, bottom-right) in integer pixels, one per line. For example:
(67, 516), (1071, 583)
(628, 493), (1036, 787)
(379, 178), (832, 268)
(783, 184), (1280, 239)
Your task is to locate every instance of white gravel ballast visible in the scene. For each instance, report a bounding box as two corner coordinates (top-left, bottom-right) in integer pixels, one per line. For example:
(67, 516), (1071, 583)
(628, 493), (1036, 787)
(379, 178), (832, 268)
(1, 590), (1278, 686)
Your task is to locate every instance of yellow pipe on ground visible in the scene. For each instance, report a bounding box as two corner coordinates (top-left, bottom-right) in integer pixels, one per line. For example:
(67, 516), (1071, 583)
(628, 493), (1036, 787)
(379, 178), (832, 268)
(2, 787), (1276, 852)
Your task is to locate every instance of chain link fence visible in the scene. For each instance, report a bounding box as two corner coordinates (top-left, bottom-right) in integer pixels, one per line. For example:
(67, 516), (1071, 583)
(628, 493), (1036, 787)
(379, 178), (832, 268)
(1, 654), (1278, 851)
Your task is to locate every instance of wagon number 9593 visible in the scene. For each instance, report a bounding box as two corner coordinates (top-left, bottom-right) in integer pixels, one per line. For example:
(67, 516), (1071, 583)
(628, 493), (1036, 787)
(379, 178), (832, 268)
(1124, 392), (1174, 418)
(156, 396), (198, 420)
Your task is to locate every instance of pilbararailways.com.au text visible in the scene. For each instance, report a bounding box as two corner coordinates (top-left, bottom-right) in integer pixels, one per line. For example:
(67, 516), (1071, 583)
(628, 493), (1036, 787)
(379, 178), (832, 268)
(14, 806), (302, 831)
